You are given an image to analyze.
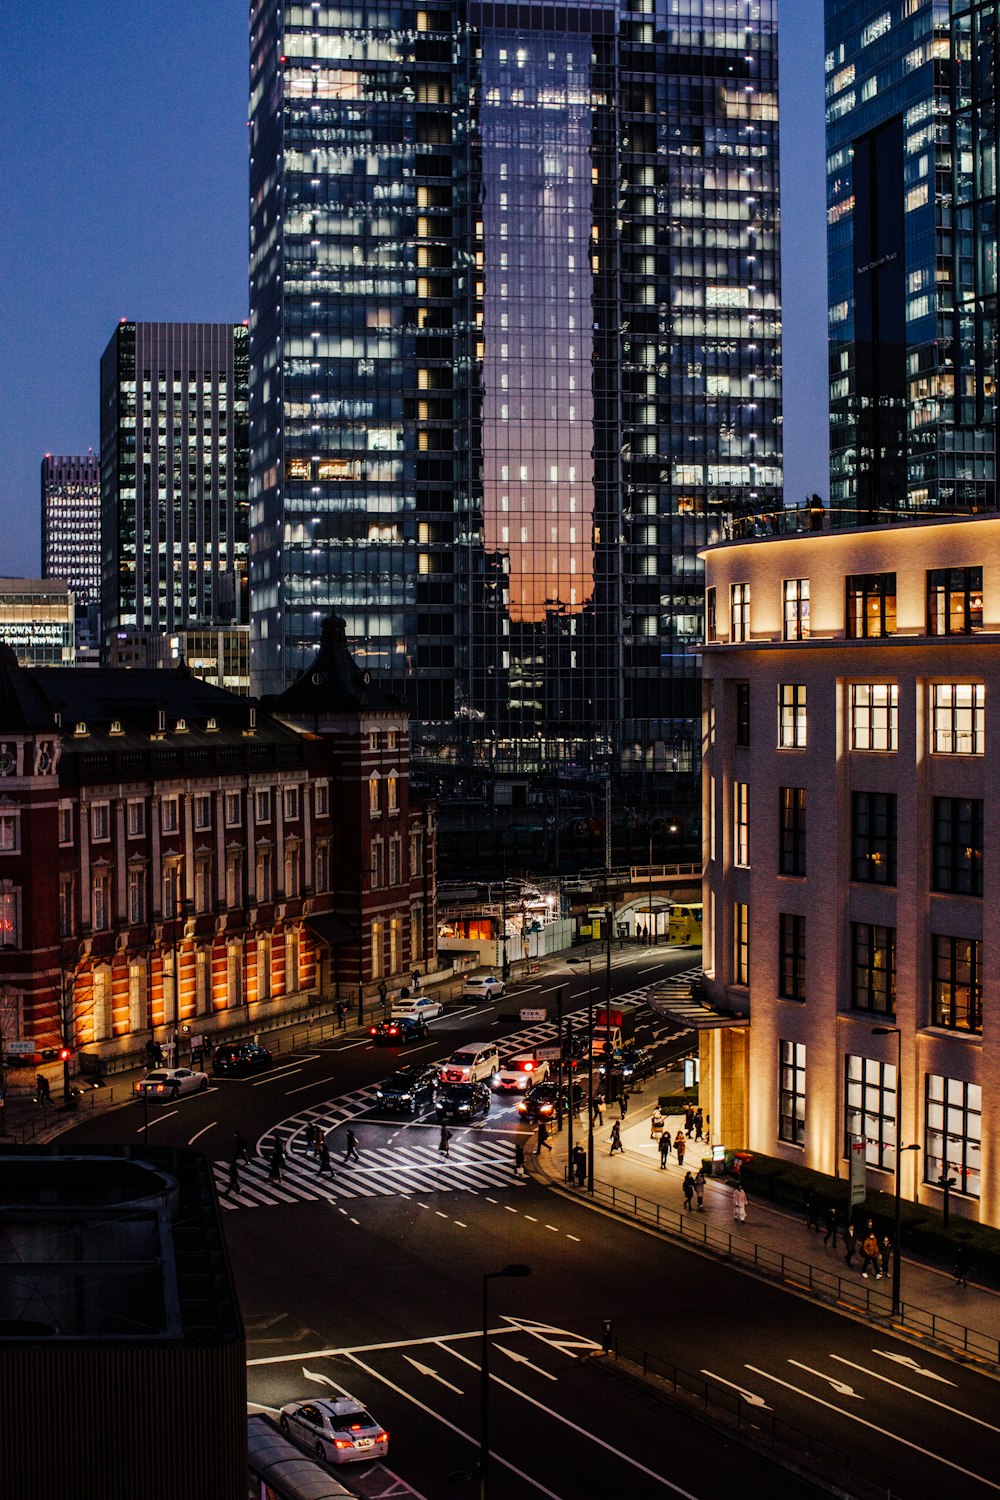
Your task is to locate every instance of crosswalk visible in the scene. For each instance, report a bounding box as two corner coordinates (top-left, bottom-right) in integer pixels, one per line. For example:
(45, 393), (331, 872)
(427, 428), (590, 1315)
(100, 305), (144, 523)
(216, 980), (682, 1212)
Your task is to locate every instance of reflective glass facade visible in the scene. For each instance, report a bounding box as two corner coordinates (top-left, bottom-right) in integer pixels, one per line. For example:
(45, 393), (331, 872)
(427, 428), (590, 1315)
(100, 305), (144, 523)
(100, 323), (250, 645)
(250, 0), (781, 783)
(41, 454), (101, 607)
(826, 0), (998, 519)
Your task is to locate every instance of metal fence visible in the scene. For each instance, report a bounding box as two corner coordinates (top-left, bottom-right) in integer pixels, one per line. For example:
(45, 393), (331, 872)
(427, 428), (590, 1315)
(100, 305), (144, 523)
(579, 1177), (1000, 1366)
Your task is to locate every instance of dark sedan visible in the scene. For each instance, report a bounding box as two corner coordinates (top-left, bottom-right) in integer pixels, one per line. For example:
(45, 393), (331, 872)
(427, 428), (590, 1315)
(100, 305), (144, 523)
(212, 1041), (274, 1077)
(599, 1046), (657, 1084)
(434, 1081), (491, 1123)
(374, 1064), (439, 1115)
(369, 1015), (430, 1045)
(516, 1079), (584, 1122)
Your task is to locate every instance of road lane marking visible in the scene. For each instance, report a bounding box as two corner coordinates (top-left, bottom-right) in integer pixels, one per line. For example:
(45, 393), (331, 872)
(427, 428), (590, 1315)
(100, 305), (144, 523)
(871, 1350), (956, 1386)
(830, 1355), (1000, 1432)
(343, 1352), (563, 1500)
(566, 1234), (580, 1241)
(249, 1329), (506, 1366)
(404, 1355), (464, 1395)
(745, 1365), (1000, 1491)
(442, 1345), (698, 1494)
(187, 1121), (216, 1145)
(700, 1371), (770, 1409)
(545, 1225), (559, 1232)
(435, 1210), (448, 1218)
(285, 1075), (340, 1095)
(454, 1220), (467, 1228)
(136, 1109), (179, 1131)
(525, 1215), (538, 1222)
(788, 1360), (862, 1399)
(505, 1205), (517, 1212)
(493, 1345), (558, 1381)
(254, 1068), (302, 1086)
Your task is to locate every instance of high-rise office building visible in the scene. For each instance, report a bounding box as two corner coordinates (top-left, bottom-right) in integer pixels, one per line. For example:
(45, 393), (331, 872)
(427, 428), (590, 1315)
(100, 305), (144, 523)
(826, 0), (998, 519)
(100, 322), (250, 652)
(41, 453), (101, 605)
(249, 0), (781, 794)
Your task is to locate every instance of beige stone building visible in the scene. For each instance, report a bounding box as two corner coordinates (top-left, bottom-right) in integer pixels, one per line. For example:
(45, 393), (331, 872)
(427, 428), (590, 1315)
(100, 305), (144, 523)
(700, 513), (1000, 1227)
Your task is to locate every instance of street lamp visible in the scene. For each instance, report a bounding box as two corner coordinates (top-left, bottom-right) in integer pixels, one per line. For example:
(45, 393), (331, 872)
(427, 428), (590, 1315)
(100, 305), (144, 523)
(872, 1024), (911, 1316)
(480, 1264), (531, 1499)
(566, 955), (596, 1192)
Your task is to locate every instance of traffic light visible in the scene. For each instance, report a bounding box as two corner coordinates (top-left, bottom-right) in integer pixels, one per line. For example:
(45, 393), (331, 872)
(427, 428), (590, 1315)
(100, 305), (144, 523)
(58, 1046), (71, 1063)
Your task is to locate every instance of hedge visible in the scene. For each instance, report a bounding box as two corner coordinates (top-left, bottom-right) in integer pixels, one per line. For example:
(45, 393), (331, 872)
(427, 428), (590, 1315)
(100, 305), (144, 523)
(657, 1090), (698, 1113)
(737, 1153), (1000, 1283)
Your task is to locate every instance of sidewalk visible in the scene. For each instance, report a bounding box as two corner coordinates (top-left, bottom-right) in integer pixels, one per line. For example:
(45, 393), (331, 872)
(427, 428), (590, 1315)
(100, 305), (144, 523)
(531, 1083), (1000, 1370)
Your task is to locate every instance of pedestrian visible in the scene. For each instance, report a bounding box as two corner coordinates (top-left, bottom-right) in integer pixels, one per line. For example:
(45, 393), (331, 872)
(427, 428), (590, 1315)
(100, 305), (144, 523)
(650, 1107), (665, 1141)
(704, 1113), (711, 1144)
(674, 1130), (686, 1167)
(318, 1140), (333, 1175)
(694, 1167), (706, 1210)
(344, 1128), (361, 1164)
(682, 1171), (695, 1211)
(694, 1108), (704, 1141)
(732, 1184), (748, 1223)
(823, 1204), (839, 1248)
(335, 1000), (346, 1029)
(35, 1073), (50, 1107)
(609, 1120), (624, 1155)
(412, 969), (421, 990)
(843, 1220), (857, 1268)
(658, 1132), (671, 1169)
(953, 1242), (969, 1288)
(438, 1125), (452, 1158)
(805, 1194), (821, 1233)
(573, 1144), (587, 1186)
(880, 1235), (893, 1279)
(860, 1224), (881, 1278)
(377, 979), (388, 1010)
(593, 1091), (605, 1127)
(637, 924), (644, 944)
(536, 1119), (552, 1154)
(684, 1104), (695, 1138)
(268, 1138), (285, 1182)
(304, 1123), (320, 1158)
(226, 1157), (241, 1196)
(619, 1089), (629, 1119)
(145, 1039), (158, 1067)
(233, 1129), (250, 1164)
(513, 1140), (526, 1178)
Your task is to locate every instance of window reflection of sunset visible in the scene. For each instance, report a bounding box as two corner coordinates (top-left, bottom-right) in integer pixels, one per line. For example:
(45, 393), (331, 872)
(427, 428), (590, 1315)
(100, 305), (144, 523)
(479, 33), (596, 624)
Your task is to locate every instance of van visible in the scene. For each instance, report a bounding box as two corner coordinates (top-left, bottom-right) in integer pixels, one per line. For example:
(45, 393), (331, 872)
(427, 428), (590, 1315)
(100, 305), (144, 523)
(667, 902), (703, 945)
(438, 1041), (500, 1085)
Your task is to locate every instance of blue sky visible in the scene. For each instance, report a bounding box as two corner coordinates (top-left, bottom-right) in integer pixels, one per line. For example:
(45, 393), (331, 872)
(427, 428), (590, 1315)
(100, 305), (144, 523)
(0, 0), (827, 576)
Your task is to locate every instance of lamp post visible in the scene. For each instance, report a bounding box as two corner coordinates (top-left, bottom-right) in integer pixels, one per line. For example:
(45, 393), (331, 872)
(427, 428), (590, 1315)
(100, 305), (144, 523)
(872, 1024), (904, 1315)
(480, 1264), (531, 1499)
(648, 828), (654, 945)
(566, 955), (596, 1192)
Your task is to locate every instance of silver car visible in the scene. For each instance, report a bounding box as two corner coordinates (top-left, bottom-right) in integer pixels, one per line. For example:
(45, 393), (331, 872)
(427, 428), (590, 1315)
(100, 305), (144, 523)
(461, 973), (506, 1001)
(134, 1066), (209, 1100)
(279, 1396), (389, 1464)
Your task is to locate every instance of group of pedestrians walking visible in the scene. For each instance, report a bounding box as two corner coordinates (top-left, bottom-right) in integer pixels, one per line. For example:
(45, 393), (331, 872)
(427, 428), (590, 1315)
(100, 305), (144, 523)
(807, 1199), (895, 1281)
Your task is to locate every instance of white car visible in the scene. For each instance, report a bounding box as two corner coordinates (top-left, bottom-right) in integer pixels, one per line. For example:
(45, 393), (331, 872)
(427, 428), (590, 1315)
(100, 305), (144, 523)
(390, 993), (444, 1023)
(461, 974), (506, 1001)
(134, 1067), (208, 1100)
(492, 1054), (550, 1092)
(279, 1396), (389, 1465)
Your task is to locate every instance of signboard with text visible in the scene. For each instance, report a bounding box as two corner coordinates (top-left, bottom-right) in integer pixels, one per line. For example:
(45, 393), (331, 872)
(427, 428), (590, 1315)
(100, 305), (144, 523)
(850, 1135), (867, 1207)
(519, 1008), (547, 1022)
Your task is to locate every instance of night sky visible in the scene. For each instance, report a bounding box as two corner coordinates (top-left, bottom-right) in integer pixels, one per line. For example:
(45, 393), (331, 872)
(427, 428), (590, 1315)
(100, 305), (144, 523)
(0, 0), (828, 577)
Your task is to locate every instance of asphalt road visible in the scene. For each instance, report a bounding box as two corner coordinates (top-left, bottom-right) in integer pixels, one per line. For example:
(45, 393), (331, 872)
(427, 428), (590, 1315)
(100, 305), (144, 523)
(56, 949), (1000, 1498)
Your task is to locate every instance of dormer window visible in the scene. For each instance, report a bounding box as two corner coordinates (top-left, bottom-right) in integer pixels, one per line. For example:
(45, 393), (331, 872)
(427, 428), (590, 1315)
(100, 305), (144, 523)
(249, 707), (258, 730)
(110, 720), (123, 736)
(157, 709), (166, 732)
(74, 722), (87, 737)
(175, 718), (187, 733)
(206, 717), (218, 732)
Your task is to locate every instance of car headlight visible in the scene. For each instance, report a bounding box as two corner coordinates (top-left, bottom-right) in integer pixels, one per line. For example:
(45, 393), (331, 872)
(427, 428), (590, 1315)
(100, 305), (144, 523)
(401, 1092), (412, 1102)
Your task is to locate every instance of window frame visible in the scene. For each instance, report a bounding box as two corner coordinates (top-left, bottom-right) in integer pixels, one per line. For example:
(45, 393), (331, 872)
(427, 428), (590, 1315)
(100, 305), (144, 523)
(782, 577), (810, 642)
(778, 1039), (806, 1145)
(730, 581), (750, 643)
(735, 681), (750, 747)
(930, 934), (983, 1033)
(126, 799), (145, 839)
(777, 683), (807, 749)
(161, 796), (180, 835)
(850, 922), (896, 1015)
(846, 572), (897, 639)
(224, 790), (242, 829)
(778, 913), (806, 1001)
(845, 1053), (897, 1170)
(931, 683), (984, 756)
(778, 786), (806, 877)
(851, 791), (897, 885)
(734, 902), (749, 986)
(931, 797), (983, 896)
(926, 566), (983, 637)
(733, 782), (749, 868)
(91, 801), (111, 843)
(924, 1074), (981, 1199)
(850, 683), (898, 752)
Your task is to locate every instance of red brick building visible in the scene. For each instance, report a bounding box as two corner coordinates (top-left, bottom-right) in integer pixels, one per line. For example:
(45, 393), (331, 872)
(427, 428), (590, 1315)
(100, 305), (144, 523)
(0, 616), (435, 1069)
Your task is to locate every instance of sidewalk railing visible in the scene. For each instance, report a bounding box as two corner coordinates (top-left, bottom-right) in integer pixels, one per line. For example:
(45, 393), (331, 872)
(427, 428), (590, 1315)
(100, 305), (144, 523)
(575, 1176), (1000, 1366)
(604, 1338), (900, 1500)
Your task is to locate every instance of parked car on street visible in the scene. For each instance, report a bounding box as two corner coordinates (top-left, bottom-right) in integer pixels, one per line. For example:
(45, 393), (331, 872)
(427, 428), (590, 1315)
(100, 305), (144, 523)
(212, 1041), (273, 1077)
(516, 1079), (584, 1122)
(434, 1081), (492, 1122)
(369, 1016), (430, 1045)
(374, 1064), (439, 1114)
(279, 1397), (389, 1465)
(134, 1067), (208, 1100)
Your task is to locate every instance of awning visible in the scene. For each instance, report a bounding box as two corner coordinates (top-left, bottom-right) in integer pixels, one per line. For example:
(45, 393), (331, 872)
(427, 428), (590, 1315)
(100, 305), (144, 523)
(647, 974), (749, 1031)
(303, 912), (358, 947)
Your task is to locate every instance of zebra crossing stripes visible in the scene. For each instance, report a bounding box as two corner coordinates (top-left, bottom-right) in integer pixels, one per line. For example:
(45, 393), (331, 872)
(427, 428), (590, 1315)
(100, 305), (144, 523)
(215, 1131), (525, 1211)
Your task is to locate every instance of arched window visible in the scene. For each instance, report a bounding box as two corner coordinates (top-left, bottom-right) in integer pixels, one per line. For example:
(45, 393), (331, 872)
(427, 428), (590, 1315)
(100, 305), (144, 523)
(369, 772), (381, 816)
(386, 770), (399, 813)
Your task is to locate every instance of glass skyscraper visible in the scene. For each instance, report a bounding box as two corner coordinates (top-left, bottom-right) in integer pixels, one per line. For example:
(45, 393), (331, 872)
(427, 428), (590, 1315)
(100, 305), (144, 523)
(41, 453), (101, 607)
(100, 322), (250, 647)
(249, 0), (781, 791)
(826, 0), (998, 519)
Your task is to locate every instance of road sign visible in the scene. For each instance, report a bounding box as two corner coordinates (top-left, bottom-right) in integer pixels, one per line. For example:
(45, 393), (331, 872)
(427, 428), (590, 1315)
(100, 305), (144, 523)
(849, 1135), (867, 1207)
(7, 1040), (34, 1056)
(534, 1047), (561, 1061)
(519, 1008), (547, 1022)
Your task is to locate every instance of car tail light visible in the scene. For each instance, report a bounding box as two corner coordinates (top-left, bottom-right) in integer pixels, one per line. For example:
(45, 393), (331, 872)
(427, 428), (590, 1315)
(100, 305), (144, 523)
(522, 1061), (534, 1071)
(333, 1438), (352, 1449)
(376, 1431), (389, 1442)
(369, 1027), (378, 1035)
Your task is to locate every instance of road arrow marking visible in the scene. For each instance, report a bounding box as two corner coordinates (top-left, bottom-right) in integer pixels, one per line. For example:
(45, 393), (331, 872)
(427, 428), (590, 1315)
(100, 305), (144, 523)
(700, 1370), (770, 1409)
(871, 1350), (956, 1385)
(787, 1360), (863, 1399)
(493, 1344), (558, 1381)
(403, 1355), (464, 1395)
(500, 1315), (602, 1357)
(302, 1365), (342, 1390)
(830, 1356), (1000, 1435)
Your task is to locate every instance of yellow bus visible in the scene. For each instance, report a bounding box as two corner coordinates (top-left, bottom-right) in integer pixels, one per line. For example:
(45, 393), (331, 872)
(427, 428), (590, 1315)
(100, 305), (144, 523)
(667, 902), (703, 945)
